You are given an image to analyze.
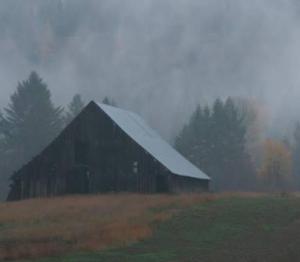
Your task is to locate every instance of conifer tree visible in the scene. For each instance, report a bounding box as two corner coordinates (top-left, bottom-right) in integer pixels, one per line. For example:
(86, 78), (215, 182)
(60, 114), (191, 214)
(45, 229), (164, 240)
(102, 96), (117, 106)
(0, 110), (9, 199)
(65, 94), (85, 125)
(1, 71), (63, 167)
(175, 97), (255, 191)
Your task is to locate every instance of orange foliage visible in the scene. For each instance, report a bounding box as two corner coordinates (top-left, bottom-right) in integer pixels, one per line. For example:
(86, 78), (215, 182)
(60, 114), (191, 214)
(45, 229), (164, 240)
(258, 139), (292, 190)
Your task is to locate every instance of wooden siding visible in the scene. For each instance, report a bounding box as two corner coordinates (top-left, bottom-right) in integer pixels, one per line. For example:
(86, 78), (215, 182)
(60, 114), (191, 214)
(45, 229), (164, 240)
(7, 102), (209, 201)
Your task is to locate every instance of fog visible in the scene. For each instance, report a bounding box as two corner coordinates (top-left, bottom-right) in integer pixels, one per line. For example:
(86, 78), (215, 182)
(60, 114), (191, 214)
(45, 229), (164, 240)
(0, 0), (300, 139)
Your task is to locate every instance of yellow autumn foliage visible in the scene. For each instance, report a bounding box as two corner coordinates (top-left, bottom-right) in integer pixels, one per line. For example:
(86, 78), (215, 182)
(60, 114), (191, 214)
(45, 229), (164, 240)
(258, 139), (292, 190)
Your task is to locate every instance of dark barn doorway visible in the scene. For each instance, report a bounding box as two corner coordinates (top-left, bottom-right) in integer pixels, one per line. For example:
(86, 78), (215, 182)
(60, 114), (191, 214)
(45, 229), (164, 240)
(156, 173), (168, 192)
(66, 166), (91, 194)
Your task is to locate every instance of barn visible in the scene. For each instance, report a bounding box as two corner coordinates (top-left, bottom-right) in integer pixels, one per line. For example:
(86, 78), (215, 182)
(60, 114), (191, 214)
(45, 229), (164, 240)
(7, 101), (210, 201)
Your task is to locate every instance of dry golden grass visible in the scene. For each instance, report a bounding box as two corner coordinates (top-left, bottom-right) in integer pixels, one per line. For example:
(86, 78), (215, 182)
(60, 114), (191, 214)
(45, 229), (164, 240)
(0, 193), (215, 261)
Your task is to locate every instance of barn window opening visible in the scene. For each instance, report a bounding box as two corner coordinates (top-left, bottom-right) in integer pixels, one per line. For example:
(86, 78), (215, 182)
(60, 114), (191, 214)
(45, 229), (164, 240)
(133, 161), (138, 174)
(74, 139), (89, 165)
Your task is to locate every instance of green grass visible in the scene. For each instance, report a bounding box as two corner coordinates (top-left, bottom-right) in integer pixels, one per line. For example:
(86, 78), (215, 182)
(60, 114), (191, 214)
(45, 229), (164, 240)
(22, 195), (300, 262)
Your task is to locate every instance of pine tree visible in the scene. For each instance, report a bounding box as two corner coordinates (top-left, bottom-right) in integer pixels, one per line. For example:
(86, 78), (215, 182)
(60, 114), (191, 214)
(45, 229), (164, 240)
(175, 97), (255, 191)
(222, 98), (253, 190)
(176, 106), (200, 164)
(0, 110), (9, 199)
(65, 94), (85, 125)
(2, 71), (63, 167)
(176, 104), (213, 182)
(102, 96), (117, 106)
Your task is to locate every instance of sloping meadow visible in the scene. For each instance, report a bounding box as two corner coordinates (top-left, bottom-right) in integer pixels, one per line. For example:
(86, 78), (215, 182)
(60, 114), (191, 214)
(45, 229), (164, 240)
(0, 193), (214, 260)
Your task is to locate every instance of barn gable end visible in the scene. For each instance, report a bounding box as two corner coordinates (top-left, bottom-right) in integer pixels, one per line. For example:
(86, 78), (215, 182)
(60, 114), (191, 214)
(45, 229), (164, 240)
(7, 101), (210, 201)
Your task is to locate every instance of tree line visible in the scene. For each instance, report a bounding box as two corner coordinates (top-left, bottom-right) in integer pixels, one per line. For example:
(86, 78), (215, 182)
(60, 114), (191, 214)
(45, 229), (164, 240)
(0, 71), (299, 199)
(175, 98), (255, 191)
(175, 97), (300, 192)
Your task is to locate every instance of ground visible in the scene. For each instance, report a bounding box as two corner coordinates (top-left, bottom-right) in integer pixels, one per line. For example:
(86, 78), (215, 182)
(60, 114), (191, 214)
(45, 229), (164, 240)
(1, 193), (300, 261)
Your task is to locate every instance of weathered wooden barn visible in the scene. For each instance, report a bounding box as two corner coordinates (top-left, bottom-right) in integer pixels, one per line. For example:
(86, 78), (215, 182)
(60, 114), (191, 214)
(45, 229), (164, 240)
(7, 101), (210, 201)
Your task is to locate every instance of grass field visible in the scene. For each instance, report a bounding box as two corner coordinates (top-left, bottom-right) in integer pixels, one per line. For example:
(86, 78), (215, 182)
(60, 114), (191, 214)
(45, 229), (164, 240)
(2, 193), (300, 261)
(0, 193), (213, 261)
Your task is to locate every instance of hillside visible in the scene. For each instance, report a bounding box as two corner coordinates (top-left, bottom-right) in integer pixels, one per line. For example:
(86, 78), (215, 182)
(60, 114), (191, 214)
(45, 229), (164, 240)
(1, 194), (300, 261)
(0, 194), (212, 261)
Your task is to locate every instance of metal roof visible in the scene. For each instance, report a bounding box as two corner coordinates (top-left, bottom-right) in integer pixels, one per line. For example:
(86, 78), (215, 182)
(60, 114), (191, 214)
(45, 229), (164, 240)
(96, 102), (210, 180)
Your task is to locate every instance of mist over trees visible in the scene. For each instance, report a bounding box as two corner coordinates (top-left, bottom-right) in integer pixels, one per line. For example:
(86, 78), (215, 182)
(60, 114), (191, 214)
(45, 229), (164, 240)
(0, 72), (64, 199)
(293, 124), (300, 185)
(0, 72), (123, 199)
(174, 97), (300, 192)
(0, 71), (300, 198)
(258, 139), (292, 191)
(102, 97), (117, 107)
(64, 94), (85, 125)
(3, 71), (63, 162)
(175, 98), (256, 191)
(1, 1), (300, 139)
(1, 1), (300, 197)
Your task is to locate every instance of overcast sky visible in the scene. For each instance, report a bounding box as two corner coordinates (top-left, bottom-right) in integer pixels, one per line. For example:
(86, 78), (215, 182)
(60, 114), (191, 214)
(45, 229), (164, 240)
(0, 0), (300, 139)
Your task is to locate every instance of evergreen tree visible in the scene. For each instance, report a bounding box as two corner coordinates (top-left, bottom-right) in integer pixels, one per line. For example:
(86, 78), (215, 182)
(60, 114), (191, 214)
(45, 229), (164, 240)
(221, 98), (253, 190)
(65, 94), (85, 125)
(102, 96), (117, 106)
(175, 97), (255, 191)
(176, 105), (202, 162)
(176, 105), (212, 172)
(1, 71), (63, 167)
(0, 110), (9, 199)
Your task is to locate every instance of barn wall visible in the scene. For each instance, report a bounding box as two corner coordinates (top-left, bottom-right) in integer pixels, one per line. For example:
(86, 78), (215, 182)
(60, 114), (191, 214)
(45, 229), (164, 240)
(169, 174), (209, 193)
(8, 103), (162, 200)
(7, 102), (209, 201)
(72, 103), (160, 194)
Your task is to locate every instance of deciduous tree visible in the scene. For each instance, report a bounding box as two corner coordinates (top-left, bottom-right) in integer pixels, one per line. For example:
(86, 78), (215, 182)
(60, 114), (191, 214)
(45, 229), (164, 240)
(259, 139), (292, 191)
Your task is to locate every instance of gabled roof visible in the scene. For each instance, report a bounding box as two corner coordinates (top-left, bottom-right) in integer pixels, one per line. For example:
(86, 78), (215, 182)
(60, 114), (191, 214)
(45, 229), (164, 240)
(96, 102), (210, 180)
